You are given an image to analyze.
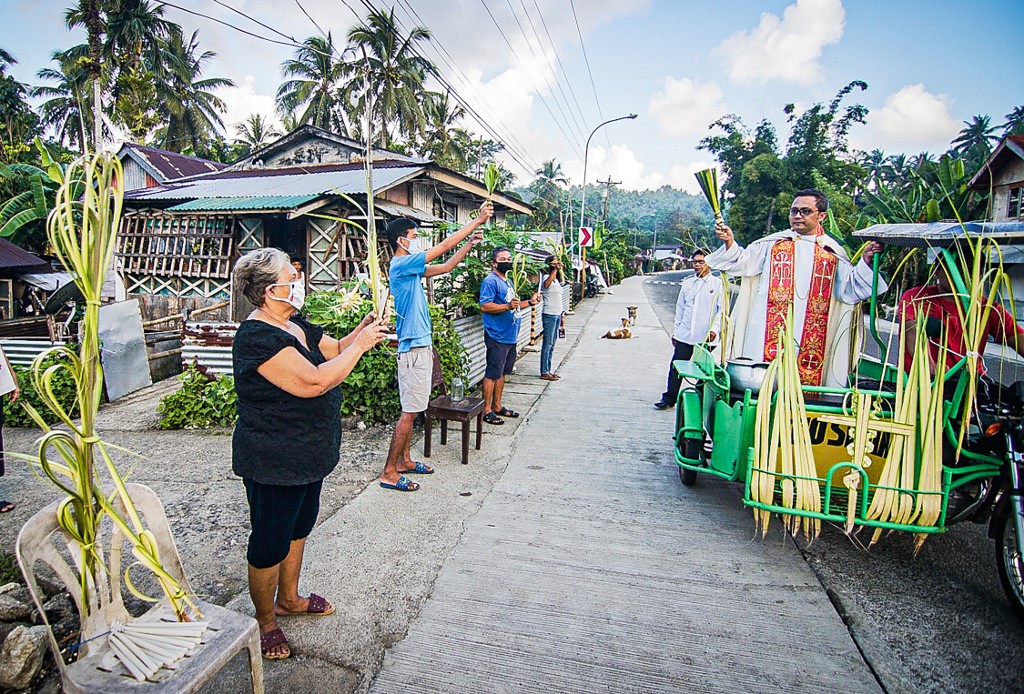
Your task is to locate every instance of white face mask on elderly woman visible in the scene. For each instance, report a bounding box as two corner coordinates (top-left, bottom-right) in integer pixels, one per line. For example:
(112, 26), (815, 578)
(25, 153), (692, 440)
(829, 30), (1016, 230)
(268, 280), (306, 310)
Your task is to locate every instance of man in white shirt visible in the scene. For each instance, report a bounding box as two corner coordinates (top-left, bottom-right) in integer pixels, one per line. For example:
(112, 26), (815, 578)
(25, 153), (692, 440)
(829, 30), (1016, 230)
(655, 249), (723, 409)
(706, 189), (885, 387)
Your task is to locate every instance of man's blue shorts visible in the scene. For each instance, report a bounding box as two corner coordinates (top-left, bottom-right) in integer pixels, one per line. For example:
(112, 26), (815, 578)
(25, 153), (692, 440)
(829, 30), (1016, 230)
(484, 332), (516, 380)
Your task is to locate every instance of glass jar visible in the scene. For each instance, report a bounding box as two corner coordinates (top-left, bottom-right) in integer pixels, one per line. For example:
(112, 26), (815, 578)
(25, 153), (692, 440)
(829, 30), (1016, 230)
(450, 376), (465, 402)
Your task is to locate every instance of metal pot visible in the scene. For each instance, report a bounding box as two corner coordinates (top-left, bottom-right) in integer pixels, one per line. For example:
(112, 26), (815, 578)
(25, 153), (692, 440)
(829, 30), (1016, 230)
(726, 358), (771, 394)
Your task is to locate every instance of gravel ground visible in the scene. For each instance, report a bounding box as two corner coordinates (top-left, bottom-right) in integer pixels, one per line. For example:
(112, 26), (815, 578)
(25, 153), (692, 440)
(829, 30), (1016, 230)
(0, 376), (393, 610)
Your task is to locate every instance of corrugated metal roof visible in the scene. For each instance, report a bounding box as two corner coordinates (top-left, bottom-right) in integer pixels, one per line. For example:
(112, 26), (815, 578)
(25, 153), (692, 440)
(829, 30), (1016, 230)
(167, 195), (320, 212)
(853, 221), (1024, 248)
(0, 237), (48, 269)
(120, 143), (226, 181)
(125, 165), (422, 203)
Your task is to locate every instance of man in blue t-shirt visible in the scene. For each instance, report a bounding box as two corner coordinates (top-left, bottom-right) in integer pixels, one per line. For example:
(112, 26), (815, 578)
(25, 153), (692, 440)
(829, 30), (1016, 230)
(479, 247), (540, 425)
(378, 203), (492, 492)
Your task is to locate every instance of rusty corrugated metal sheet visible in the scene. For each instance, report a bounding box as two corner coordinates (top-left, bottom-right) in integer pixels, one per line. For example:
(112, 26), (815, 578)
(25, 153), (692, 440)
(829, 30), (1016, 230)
(0, 238), (48, 269)
(122, 143), (226, 181)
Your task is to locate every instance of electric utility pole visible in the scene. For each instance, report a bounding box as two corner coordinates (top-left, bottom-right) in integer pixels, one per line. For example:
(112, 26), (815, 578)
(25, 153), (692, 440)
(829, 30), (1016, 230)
(598, 176), (620, 227)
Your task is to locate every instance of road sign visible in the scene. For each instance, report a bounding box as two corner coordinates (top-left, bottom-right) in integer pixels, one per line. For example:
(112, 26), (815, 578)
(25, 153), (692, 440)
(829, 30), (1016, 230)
(579, 226), (594, 247)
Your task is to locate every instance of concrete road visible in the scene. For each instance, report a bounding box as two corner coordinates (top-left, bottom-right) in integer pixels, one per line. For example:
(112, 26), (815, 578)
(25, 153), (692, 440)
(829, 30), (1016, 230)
(644, 270), (1024, 694)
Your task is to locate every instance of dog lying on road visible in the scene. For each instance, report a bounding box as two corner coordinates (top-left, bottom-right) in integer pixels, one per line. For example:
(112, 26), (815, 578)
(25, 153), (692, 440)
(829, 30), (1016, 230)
(600, 317), (633, 339)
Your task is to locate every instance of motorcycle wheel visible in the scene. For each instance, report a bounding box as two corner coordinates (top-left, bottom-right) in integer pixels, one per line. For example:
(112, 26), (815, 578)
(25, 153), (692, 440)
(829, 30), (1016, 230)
(994, 512), (1024, 621)
(678, 438), (699, 487)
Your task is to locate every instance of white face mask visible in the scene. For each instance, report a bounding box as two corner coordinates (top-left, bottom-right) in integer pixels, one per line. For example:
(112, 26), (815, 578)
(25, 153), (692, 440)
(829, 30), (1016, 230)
(401, 236), (424, 254)
(268, 280), (305, 310)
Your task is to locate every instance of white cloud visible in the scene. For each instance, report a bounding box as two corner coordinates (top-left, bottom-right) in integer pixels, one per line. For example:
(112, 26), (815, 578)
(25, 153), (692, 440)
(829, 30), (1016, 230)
(853, 84), (960, 152)
(215, 76), (281, 135)
(715, 0), (845, 84)
(648, 78), (725, 138)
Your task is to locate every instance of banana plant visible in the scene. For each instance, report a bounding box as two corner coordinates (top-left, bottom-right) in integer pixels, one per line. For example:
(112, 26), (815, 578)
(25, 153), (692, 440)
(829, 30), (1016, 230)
(0, 138), (72, 241)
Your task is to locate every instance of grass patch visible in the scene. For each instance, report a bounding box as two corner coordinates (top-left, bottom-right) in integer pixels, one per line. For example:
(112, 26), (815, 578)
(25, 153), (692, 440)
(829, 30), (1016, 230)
(0, 551), (22, 585)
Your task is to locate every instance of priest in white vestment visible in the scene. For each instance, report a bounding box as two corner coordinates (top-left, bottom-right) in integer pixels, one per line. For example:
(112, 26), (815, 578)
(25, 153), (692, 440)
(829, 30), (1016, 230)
(705, 189), (886, 388)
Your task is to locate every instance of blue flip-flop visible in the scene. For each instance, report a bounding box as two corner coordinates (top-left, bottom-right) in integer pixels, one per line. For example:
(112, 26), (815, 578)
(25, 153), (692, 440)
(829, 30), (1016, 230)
(380, 475), (419, 492)
(401, 462), (434, 475)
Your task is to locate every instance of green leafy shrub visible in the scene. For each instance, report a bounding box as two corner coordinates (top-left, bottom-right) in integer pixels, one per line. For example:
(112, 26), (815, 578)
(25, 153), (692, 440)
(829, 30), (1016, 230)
(303, 290), (469, 424)
(156, 289), (471, 429)
(156, 364), (237, 429)
(3, 354), (80, 428)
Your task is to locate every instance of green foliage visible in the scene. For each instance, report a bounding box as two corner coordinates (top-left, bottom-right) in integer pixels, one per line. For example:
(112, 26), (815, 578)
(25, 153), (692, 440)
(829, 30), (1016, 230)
(0, 552), (20, 585)
(432, 223), (546, 315)
(156, 364), (237, 429)
(303, 289), (469, 423)
(699, 81), (870, 247)
(4, 355), (79, 428)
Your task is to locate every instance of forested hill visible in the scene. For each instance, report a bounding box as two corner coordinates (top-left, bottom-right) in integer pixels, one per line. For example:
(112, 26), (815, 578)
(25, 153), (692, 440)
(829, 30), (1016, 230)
(517, 184), (718, 251)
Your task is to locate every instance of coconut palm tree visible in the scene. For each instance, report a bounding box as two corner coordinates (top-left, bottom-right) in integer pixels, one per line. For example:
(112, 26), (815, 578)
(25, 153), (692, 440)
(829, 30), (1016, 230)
(276, 34), (348, 134)
(418, 91), (470, 170)
(157, 30), (233, 154)
(528, 160), (568, 231)
(1004, 105), (1024, 137)
(234, 113), (281, 155)
(950, 114), (999, 163)
(344, 8), (433, 147)
(32, 48), (92, 152)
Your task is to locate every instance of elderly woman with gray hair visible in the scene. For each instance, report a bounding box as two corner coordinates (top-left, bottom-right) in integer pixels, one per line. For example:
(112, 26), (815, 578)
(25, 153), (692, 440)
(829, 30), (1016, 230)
(231, 247), (387, 660)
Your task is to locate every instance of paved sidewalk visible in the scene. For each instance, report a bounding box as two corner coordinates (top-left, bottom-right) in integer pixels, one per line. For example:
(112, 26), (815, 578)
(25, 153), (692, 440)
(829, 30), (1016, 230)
(224, 292), (604, 692)
(369, 276), (881, 693)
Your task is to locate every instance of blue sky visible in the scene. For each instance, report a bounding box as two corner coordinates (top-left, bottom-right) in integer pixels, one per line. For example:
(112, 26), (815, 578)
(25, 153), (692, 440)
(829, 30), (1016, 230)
(3, 0), (1023, 193)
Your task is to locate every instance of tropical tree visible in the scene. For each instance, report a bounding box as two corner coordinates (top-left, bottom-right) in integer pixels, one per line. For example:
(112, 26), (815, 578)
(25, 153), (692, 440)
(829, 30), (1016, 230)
(65, 0), (175, 142)
(344, 7), (433, 147)
(950, 114), (999, 167)
(276, 34), (348, 133)
(0, 48), (40, 164)
(33, 49), (95, 152)
(156, 30), (233, 154)
(234, 113), (281, 155)
(527, 159), (568, 231)
(1003, 105), (1024, 137)
(699, 81), (869, 246)
(417, 90), (470, 170)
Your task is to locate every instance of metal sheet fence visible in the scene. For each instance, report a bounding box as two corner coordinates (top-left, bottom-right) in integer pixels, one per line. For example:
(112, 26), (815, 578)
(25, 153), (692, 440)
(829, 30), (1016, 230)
(180, 305), (544, 385)
(0, 338), (66, 367)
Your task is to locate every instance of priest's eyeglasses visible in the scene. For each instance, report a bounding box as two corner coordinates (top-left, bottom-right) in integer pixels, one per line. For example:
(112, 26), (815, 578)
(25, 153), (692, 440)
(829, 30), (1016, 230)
(789, 207), (818, 217)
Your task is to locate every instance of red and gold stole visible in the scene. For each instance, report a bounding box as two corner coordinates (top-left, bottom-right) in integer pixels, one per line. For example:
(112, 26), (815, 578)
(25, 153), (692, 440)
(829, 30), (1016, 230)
(763, 229), (838, 385)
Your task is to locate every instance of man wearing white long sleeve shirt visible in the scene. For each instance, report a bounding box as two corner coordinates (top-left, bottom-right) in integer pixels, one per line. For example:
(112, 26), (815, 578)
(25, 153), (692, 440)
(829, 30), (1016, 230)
(705, 189), (886, 388)
(655, 250), (723, 409)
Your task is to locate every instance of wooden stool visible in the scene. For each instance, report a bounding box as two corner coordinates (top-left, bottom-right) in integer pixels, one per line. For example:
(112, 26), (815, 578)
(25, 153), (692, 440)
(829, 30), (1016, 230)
(423, 348), (484, 465)
(424, 395), (484, 465)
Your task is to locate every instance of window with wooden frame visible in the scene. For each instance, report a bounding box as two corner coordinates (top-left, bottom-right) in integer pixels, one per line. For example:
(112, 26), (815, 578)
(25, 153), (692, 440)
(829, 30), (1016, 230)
(1009, 186), (1024, 221)
(117, 212), (236, 279)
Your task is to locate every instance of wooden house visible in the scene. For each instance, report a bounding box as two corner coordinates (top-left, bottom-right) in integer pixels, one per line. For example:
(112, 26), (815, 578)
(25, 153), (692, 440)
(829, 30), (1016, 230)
(117, 142), (227, 191)
(970, 134), (1024, 222)
(969, 134), (1024, 319)
(117, 126), (532, 321)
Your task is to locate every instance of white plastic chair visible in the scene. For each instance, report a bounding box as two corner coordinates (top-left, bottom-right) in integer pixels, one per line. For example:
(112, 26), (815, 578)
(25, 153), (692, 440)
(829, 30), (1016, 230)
(16, 483), (263, 692)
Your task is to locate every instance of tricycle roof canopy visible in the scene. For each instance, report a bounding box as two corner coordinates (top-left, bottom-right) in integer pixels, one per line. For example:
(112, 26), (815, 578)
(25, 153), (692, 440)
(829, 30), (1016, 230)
(854, 222), (1024, 247)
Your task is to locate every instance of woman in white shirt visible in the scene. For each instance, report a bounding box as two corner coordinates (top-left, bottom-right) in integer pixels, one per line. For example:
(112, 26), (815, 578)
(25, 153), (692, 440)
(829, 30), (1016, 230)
(539, 255), (564, 381)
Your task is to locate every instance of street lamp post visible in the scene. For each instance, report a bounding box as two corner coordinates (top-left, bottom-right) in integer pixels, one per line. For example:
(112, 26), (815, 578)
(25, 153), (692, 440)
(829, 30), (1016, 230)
(578, 113), (637, 281)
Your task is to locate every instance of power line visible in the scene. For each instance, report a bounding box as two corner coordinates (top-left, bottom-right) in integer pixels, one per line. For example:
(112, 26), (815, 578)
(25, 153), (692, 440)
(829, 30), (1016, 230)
(477, 0), (583, 160)
(158, 1), (330, 56)
(357, 0), (545, 179)
(522, 0), (588, 140)
(530, 0), (588, 131)
(502, 0), (586, 144)
(569, 0), (607, 138)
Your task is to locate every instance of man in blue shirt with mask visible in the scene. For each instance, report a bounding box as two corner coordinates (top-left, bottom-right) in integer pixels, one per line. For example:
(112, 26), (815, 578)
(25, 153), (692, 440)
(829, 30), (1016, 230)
(479, 247), (540, 425)
(379, 203), (492, 492)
